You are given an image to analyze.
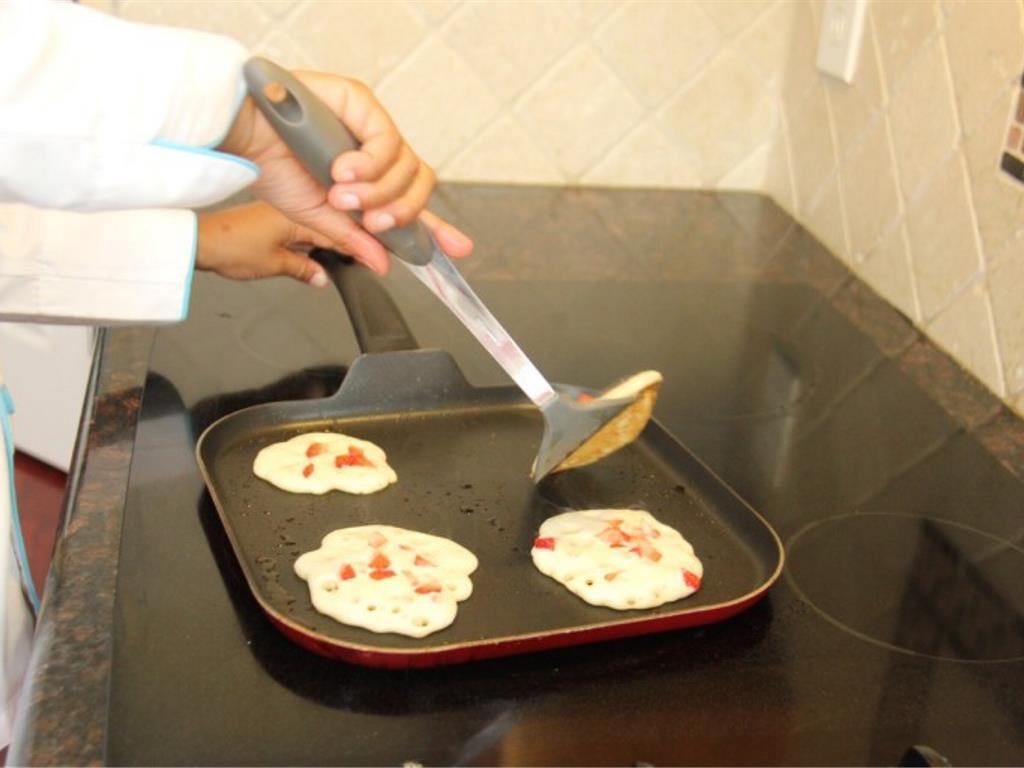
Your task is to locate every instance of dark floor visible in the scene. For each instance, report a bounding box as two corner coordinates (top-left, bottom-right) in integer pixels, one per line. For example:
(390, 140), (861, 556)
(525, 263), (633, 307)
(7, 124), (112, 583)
(12, 452), (66, 597)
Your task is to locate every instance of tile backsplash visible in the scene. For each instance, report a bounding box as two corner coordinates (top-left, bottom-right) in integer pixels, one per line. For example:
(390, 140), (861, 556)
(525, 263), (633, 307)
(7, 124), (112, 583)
(88, 0), (1024, 415)
(765, 0), (1024, 410)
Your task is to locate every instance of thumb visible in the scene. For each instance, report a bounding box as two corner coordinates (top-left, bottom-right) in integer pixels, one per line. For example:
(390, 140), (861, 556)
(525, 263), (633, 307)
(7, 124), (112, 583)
(274, 247), (330, 288)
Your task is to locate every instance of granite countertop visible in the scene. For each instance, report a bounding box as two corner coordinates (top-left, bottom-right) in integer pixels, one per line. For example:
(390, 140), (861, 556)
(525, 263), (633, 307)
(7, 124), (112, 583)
(10, 185), (1024, 765)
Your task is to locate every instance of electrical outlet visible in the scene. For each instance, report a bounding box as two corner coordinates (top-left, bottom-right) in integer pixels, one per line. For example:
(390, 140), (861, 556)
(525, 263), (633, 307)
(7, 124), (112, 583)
(816, 0), (867, 83)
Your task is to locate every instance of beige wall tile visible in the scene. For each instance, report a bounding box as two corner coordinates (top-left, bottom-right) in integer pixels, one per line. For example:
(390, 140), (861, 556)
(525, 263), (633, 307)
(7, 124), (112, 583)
(516, 45), (644, 180)
(559, 0), (619, 28)
(804, 172), (851, 262)
(739, 0), (804, 96)
(943, 0), (1024, 138)
(824, 15), (885, 160)
(926, 281), (1005, 395)
(838, 114), (901, 256)
(252, 29), (315, 69)
(409, 0), (460, 25)
(595, 1), (722, 108)
(717, 141), (773, 191)
(763, 115), (797, 214)
(886, 36), (960, 202)
(788, 82), (838, 212)
(377, 40), (500, 168)
(780, 0), (821, 107)
(120, 0), (272, 48)
(443, 116), (565, 184)
(253, 1), (297, 18)
(80, 0), (115, 12)
(987, 253), (1024, 393)
(699, 0), (773, 36)
(962, 96), (1024, 264)
(857, 222), (920, 320)
(905, 151), (983, 319)
(582, 121), (702, 188)
(288, 1), (427, 86)
(872, 0), (942, 95)
(659, 50), (778, 184)
(444, 2), (578, 104)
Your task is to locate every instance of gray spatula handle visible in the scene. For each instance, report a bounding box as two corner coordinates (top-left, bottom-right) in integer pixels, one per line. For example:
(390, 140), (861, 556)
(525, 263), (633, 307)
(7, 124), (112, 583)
(242, 57), (433, 266)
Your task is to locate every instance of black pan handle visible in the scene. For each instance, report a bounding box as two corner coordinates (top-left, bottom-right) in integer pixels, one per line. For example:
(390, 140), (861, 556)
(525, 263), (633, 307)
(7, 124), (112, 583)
(310, 248), (419, 354)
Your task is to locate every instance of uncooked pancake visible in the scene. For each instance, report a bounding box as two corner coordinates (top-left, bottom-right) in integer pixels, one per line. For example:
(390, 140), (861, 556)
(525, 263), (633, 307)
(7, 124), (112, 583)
(531, 508), (703, 610)
(294, 525), (478, 638)
(253, 431), (397, 495)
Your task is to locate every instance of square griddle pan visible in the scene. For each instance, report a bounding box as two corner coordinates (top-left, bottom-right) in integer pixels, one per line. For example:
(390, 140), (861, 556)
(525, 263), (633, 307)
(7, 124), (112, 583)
(196, 253), (784, 667)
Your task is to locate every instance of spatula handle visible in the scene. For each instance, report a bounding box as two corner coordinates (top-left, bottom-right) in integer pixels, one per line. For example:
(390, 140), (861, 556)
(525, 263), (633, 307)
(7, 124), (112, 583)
(242, 57), (433, 266)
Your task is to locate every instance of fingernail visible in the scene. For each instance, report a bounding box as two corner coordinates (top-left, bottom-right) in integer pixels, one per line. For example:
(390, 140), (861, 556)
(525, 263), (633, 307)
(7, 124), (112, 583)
(338, 193), (360, 211)
(309, 270), (329, 288)
(370, 212), (395, 232)
(337, 169), (356, 183)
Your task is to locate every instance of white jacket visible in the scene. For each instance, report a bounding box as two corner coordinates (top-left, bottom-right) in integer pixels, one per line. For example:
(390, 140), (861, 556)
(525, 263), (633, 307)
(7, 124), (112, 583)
(0, 0), (259, 745)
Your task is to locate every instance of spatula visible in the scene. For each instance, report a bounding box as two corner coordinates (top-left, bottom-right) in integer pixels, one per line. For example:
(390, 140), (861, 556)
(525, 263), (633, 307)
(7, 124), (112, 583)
(242, 57), (660, 481)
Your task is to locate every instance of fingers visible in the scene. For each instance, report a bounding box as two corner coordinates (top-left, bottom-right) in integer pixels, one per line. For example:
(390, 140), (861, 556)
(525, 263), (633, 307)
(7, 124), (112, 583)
(330, 157), (436, 233)
(310, 74), (437, 233)
(325, 78), (402, 184)
(419, 209), (474, 259)
(289, 203), (391, 276)
(328, 143), (419, 216)
(273, 248), (329, 288)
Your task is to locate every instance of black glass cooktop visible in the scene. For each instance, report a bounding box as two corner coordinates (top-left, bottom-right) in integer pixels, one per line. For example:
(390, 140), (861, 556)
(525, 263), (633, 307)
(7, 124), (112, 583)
(106, 192), (1024, 765)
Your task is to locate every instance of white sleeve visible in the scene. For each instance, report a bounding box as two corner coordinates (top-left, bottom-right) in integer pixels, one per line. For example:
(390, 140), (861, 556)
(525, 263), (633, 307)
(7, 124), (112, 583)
(0, 204), (198, 325)
(0, 0), (258, 212)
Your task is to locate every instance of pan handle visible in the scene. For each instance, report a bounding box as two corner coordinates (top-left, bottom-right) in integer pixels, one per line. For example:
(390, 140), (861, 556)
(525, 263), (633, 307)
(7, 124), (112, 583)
(311, 248), (419, 354)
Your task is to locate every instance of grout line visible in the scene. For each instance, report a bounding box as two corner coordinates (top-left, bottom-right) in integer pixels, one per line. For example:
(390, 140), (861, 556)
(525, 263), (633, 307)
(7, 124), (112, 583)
(819, 85), (853, 261)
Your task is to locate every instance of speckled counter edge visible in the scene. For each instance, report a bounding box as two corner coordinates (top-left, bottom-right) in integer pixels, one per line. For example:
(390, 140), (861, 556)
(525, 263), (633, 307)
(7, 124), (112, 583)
(8, 327), (155, 767)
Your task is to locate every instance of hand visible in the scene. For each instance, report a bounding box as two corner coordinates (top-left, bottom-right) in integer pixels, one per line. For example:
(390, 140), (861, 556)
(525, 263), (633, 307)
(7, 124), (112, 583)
(218, 71), (473, 275)
(196, 202), (333, 286)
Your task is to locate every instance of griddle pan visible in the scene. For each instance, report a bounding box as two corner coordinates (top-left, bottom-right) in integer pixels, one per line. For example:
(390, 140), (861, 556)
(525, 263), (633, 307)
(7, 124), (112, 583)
(196, 253), (784, 667)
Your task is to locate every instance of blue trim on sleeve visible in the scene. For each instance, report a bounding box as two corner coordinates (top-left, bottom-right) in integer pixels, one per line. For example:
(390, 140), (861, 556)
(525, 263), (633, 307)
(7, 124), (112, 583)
(0, 387), (41, 616)
(149, 137), (260, 176)
(180, 214), (198, 320)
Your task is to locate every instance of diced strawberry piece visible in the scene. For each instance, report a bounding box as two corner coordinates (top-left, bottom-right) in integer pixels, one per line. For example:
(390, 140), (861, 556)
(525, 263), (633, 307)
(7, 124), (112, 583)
(414, 555), (434, 567)
(683, 570), (702, 589)
(604, 570), (622, 582)
(335, 445), (374, 468)
(577, 393), (595, 404)
(369, 552), (390, 570)
(305, 442), (327, 458)
(339, 564), (356, 581)
(630, 540), (663, 562)
(369, 569), (395, 580)
(414, 583), (442, 594)
(302, 463), (314, 478)
(367, 532), (387, 548)
(533, 537), (556, 550)
(598, 527), (631, 546)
